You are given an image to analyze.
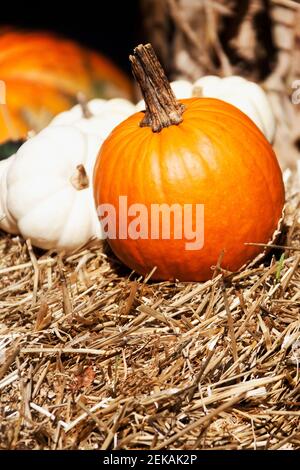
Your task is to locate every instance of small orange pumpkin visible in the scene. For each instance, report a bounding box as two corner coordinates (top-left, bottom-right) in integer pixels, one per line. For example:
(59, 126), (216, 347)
(93, 44), (285, 282)
(0, 30), (132, 143)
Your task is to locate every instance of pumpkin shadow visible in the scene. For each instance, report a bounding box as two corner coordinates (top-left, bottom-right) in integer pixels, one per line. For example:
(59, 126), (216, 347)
(101, 242), (179, 286)
(260, 221), (288, 267)
(102, 242), (134, 279)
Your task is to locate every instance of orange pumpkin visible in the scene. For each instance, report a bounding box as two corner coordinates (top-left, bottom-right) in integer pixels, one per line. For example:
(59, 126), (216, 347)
(93, 44), (285, 282)
(0, 30), (132, 143)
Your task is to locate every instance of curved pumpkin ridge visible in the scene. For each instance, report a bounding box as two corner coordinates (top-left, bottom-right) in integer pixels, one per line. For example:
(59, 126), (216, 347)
(131, 133), (160, 272)
(203, 106), (281, 221)
(123, 131), (163, 275)
(183, 98), (281, 215)
(94, 122), (150, 240)
(185, 98), (265, 142)
(145, 133), (182, 277)
(134, 127), (178, 275)
(184, 99), (283, 250)
(165, 120), (241, 276)
(184, 112), (275, 218)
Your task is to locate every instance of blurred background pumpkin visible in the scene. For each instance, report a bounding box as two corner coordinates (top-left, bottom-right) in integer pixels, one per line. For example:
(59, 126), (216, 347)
(0, 1), (140, 144)
(0, 30), (133, 143)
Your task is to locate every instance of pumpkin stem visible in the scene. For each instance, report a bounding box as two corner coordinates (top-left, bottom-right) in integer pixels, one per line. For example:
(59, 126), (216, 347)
(70, 164), (89, 190)
(77, 92), (93, 119)
(130, 44), (185, 132)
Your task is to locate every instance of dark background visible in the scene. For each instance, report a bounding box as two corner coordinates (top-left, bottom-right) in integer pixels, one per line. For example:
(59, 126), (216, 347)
(0, 0), (142, 75)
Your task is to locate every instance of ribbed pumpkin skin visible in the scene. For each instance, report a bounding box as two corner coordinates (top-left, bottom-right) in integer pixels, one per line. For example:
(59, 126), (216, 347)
(94, 97), (285, 282)
(0, 31), (132, 142)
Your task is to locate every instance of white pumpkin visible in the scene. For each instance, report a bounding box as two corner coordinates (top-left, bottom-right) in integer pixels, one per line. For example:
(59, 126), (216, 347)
(0, 97), (136, 251)
(0, 155), (18, 234)
(50, 98), (136, 139)
(136, 76), (276, 142)
(3, 126), (103, 252)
